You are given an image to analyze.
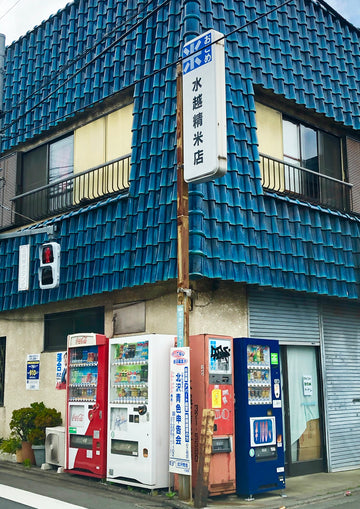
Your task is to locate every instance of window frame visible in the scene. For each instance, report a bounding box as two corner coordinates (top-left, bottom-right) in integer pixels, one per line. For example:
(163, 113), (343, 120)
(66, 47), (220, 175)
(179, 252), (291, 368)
(282, 116), (345, 181)
(44, 306), (105, 352)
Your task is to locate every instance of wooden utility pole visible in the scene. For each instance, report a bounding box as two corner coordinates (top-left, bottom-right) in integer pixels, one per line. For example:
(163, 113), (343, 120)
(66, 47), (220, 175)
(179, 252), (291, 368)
(176, 62), (192, 501)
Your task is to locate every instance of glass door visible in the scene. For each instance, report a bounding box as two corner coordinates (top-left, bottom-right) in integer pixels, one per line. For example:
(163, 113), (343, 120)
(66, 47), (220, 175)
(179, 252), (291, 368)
(281, 345), (325, 476)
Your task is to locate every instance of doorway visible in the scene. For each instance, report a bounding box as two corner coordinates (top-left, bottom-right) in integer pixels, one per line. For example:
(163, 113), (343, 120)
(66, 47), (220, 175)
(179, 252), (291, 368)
(281, 345), (326, 476)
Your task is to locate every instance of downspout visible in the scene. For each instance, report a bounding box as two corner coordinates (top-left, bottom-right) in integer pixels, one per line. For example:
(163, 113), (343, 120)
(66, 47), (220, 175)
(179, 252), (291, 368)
(0, 33), (5, 145)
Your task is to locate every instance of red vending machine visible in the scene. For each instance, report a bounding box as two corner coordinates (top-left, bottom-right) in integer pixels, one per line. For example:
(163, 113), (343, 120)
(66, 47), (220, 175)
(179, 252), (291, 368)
(189, 334), (236, 495)
(65, 333), (108, 478)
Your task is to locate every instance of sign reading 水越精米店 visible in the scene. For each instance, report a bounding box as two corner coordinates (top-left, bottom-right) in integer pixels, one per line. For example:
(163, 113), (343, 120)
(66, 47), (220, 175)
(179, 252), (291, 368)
(182, 30), (227, 184)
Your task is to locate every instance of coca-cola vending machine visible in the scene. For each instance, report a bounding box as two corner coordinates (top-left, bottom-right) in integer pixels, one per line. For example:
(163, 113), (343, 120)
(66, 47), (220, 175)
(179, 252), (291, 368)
(65, 333), (108, 478)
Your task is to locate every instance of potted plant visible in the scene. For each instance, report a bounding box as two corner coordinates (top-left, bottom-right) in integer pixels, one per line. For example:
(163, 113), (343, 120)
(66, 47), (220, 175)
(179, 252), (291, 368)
(5, 402), (62, 466)
(28, 405), (62, 466)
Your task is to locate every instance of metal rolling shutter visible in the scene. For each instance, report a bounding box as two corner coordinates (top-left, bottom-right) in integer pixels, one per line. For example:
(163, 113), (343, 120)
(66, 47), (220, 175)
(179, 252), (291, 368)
(322, 302), (360, 471)
(248, 287), (320, 344)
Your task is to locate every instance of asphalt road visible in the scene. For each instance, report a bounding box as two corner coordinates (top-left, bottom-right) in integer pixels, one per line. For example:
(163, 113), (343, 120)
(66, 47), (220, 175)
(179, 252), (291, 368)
(0, 463), (183, 509)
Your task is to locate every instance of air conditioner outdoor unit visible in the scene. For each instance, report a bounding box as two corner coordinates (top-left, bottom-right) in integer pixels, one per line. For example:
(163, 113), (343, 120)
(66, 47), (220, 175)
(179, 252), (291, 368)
(45, 426), (65, 467)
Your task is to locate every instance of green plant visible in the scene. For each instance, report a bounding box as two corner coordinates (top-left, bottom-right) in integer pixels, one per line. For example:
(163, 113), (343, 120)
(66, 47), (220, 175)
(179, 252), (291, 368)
(9, 402), (62, 445)
(0, 435), (22, 454)
(23, 458), (32, 468)
(28, 406), (62, 445)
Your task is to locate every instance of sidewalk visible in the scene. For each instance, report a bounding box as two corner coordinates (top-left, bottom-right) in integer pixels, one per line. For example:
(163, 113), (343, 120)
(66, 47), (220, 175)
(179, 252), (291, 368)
(203, 469), (360, 508)
(1, 455), (360, 509)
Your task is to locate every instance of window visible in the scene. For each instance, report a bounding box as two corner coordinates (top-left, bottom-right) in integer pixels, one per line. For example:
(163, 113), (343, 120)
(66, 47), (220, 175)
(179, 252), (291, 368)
(283, 118), (345, 208)
(256, 100), (350, 211)
(44, 307), (104, 352)
(48, 136), (74, 211)
(0, 337), (5, 406)
(17, 134), (74, 222)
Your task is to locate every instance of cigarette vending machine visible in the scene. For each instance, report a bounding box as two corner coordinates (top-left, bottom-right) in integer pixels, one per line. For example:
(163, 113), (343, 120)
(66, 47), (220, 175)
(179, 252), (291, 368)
(66, 333), (108, 478)
(107, 334), (175, 488)
(189, 334), (236, 495)
(234, 338), (285, 498)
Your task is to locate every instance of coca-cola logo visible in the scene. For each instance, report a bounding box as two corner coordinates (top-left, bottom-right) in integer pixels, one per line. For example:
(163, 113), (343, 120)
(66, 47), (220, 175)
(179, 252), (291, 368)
(75, 337), (88, 344)
(71, 413), (84, 422)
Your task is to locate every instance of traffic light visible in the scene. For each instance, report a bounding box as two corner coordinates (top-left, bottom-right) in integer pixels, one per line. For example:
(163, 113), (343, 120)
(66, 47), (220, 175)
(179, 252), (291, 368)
(38, 242), (60, 289)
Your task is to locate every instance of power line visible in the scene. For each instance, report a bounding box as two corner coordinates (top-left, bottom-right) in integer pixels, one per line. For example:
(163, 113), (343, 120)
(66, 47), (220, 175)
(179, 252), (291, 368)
(1, 0), (171, 137)
(0, 0), (160, 121)
(1, 0), (295, 145)
(0, 0), (22, 22)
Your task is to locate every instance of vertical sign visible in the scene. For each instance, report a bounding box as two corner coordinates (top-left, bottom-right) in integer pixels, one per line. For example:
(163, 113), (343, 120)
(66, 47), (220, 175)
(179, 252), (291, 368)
(26, 354), (40, 390)
(56, 351), (67, 390)
(177, 305), (185, 347)
(169, 347), (192, 475)
(18, 244), (30, 291)
(182, 29), (227, 183)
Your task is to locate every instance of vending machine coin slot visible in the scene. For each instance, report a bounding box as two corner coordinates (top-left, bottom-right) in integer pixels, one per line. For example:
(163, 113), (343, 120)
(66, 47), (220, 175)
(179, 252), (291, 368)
(255, 446), (277, 460)
(209, 374), (232, 384)
(212, 437), (232, 453)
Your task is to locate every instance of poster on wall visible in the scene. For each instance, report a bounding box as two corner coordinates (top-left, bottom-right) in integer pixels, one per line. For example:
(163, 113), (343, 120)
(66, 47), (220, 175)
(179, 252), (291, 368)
(26, 354), (40, 390)
(56, 351), (67, 390)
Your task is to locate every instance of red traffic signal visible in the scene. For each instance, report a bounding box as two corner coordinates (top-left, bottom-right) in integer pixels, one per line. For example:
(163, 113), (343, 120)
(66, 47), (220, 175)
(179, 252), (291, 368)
(39, 242), (60, 289)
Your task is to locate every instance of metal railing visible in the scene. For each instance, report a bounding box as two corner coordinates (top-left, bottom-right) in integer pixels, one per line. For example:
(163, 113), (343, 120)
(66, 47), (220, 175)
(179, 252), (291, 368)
(260, 153), (353, 212)
(12, 154), (131, 223)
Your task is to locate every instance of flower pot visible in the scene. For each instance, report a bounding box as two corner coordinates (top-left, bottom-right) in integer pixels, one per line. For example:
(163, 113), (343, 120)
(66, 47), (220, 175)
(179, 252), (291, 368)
(17, 441), (36, 465)
(32, 444), (45, 467)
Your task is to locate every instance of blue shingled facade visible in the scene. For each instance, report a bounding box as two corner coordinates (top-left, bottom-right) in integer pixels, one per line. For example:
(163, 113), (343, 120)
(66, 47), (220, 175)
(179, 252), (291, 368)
(1, 0), (360, 312)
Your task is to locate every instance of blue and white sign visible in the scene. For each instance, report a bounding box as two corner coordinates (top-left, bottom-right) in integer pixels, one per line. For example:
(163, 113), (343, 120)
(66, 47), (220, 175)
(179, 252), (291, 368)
(169, 347), (192, 475)
(183, 32), (213, 74)
(26, 354), (40, 390)
(182, 30), (227, 184)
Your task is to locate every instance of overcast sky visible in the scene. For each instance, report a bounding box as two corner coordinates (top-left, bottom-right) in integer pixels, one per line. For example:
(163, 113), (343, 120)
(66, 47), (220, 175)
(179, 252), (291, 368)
(0, 0), (359, 46)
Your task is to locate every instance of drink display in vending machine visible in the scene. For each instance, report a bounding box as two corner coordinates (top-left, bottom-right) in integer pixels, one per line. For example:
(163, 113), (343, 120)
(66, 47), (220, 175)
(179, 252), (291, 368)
(107, 334), (174, 488)
(189, 334), (236, 495)
(233, 338), (285, 498)
(65, 333), (108, 478)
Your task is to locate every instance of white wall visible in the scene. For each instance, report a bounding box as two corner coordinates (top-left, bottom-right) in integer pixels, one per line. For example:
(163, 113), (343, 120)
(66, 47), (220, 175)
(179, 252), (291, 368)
(0, 281), (248, 437)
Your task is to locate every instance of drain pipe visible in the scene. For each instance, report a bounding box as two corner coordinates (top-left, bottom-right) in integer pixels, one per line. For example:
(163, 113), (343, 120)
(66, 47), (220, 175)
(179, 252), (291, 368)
(0, 34), (5, 111)
(0, 33), (5, 147)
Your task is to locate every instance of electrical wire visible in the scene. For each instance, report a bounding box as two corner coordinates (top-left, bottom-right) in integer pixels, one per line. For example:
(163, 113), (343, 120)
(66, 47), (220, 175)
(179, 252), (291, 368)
(0, 0), (162, 120)
(0, 0), (22, 22)
(0, 0), (171, 136)
(1, 0), (295, 144)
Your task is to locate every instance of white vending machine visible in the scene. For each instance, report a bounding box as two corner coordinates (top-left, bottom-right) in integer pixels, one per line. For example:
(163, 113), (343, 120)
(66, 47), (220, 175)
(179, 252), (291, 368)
(107, 334), (174, 488)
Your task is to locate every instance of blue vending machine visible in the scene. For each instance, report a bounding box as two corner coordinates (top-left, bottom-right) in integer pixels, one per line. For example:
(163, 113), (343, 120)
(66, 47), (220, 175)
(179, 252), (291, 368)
(234, 338), (285, 498)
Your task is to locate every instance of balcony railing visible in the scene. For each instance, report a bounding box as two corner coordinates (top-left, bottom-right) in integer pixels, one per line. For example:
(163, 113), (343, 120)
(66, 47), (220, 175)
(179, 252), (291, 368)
(12, 154), (131, 224)
(260, 153), (353, 212)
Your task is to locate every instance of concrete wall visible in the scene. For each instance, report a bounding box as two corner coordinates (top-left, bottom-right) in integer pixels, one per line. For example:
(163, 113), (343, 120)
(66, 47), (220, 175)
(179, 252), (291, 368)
(0, 281), (248, 437)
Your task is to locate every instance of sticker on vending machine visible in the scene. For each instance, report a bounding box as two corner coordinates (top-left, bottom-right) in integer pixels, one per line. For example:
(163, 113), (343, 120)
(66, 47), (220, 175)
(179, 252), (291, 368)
(212, 388), (222, 408)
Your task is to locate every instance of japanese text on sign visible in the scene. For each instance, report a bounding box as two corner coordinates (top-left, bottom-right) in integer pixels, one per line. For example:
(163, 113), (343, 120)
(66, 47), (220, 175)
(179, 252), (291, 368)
(26, 354), (40, 390)
(182, 30), (227, 183)
(169, 347), (192, 475)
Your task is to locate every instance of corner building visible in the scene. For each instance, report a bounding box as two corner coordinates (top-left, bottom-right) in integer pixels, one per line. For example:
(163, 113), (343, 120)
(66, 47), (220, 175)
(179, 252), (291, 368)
(0, 0), (360, 478)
